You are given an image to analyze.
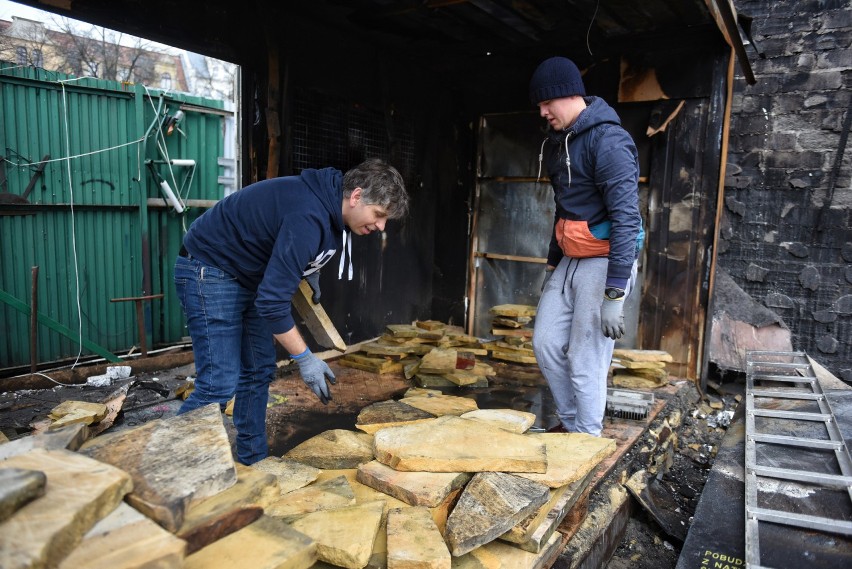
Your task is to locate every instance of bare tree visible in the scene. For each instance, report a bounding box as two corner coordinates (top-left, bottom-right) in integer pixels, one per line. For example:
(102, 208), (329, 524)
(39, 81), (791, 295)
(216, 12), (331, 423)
(52, 18), (163, 83)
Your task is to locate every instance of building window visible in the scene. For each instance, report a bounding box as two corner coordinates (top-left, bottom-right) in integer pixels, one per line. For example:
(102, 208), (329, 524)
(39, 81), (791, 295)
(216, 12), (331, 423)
(160, 72), (172, 90)
(16, 46), (27, 65)
(32, 49), (43, 67)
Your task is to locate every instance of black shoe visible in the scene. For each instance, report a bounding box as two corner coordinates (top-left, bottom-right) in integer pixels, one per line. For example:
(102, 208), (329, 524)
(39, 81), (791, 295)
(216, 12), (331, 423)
(547, 423), (571, 433)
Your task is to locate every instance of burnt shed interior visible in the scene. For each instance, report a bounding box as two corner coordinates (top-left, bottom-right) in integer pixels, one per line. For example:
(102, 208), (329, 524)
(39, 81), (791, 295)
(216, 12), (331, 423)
(11, 0), (747, 380)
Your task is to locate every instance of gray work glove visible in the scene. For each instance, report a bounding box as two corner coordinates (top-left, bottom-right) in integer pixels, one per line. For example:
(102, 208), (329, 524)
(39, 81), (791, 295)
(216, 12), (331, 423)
(294, 349), (336, 404)
(600, 287), (626, 340)
(541, 268), (555, 292)
(305, 272), (321, 304)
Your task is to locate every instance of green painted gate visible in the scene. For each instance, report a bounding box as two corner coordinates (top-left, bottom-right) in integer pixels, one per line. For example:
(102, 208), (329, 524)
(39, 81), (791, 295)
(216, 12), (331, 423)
(0, 62), (232, 372)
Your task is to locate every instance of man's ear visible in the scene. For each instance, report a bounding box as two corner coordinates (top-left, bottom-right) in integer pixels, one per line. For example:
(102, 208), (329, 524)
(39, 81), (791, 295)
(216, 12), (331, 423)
(349, 187), (362, 206)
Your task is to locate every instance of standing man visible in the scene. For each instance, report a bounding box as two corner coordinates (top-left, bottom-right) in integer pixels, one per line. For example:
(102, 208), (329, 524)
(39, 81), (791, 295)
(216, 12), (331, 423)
(529, 57), (644, 436)
(174, 159), (408, 464)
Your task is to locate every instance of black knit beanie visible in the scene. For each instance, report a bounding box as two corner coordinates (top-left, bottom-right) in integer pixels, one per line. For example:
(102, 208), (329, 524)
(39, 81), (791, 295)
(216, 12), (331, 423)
(529, 57), (586, 105)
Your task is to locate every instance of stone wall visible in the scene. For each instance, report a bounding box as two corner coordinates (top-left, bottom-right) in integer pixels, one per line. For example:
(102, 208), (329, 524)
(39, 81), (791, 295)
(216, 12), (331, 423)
(720, 0), (852, 380)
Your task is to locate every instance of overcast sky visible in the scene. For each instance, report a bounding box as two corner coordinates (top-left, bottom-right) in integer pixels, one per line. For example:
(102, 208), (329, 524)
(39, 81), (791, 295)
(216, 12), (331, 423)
(0, 0), (179, 53)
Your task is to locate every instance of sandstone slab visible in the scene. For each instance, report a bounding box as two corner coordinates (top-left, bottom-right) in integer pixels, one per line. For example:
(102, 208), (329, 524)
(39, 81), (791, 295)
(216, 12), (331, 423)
(444, 472), (550, 556)
(458, 409), (536, 434)
(59, 502), (186, 569)
(289, 500), (385, 569)
(477, 531), (562, 569)
(178, 463), (279, 553)
(400, 394), (479, 417)
(355, 400), (437, 434)
(79, 403), (237, 532)
(0, 424), (89, 460)
(284, 429), (375, 469)
(0, 448), (133, 569)
(0, 467), (46, 523)
(315, 468), (408, 511)
(374, 416), (547, 473)
(184, 515), (316, 569)
(357, 460), (470, 507)
(251, 456), (321, 495)
(266, 475), (355, 522)
(511, 433), (615, 487)
(387, 506), (451, 569)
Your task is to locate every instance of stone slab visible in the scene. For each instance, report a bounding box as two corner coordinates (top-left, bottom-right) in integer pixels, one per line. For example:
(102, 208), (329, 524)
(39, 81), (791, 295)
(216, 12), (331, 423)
(251, 456), (321, 495)
(400, 394), (479, 417)
(458, 409), (536, 434)
(178, 463), (279, 553)
(79, 403), (237, 532)
(58, 502), (186, 569)
(357, 460), (471, 508)
(266, 475), (355, 522)
(476, 531), (562, 569)
(0, 448), (133, 569)
(289, 500), (385, 569)
(283, 429), (375, 469)
(355, 400), (437, 435)
(374, 416), (547, 473)
(445, 472), (550, 556)
(0, 424), (89, 460)
(184, 515), (316, 569)
(387, 506), (451, 569)
(0, 467), (46, 523)
(511, 433), (615, 487)
(315, 468), (409, 511)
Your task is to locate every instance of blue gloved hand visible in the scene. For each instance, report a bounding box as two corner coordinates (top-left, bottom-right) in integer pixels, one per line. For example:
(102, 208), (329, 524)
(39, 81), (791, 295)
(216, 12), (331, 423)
(305, 272), (321, 304)
(600, 287), (626, 340)
(541, 268), (555, 292)
(293, 348), (336, 404)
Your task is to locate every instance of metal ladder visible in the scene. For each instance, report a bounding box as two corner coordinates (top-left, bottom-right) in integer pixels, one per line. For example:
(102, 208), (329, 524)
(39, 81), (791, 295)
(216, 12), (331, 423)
(745, 350), (852, 568)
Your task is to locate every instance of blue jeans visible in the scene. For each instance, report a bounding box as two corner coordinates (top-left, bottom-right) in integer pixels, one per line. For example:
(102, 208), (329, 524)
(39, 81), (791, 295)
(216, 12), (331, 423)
(174, 255), (277, 464)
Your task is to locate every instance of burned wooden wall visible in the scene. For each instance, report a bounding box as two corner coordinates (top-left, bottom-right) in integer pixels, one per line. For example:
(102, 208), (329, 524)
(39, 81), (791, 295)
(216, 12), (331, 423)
(719, 0), (852, 381)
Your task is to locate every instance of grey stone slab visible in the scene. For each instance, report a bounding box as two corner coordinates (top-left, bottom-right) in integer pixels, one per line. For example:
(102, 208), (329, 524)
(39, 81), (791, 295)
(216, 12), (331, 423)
(0, 424), (89, 460)
(444, 472), (550, 556)
(79, 403), (237, 532)
(0, 468), (47, 523)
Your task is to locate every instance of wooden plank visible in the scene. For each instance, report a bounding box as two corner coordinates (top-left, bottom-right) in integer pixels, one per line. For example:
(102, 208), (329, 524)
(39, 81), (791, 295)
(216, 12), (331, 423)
(291, 280), (346, 352)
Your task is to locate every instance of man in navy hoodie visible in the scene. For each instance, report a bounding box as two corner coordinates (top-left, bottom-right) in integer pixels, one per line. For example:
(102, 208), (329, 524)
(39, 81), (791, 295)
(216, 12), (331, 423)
(175, 159), (408, 464)
(529, 57), (644, 437)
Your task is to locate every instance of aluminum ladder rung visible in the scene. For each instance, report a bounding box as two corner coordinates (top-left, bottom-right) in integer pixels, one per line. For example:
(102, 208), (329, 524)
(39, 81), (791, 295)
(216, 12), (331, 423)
(749, 433), (842, 450)
(750, 464), (852, 487)
(751, 389), (822, 400)
(752, 374), (813, 383)
(747, 507), (852, 535)
(750, 408), (830, 421)
(749, 361), (811, 370)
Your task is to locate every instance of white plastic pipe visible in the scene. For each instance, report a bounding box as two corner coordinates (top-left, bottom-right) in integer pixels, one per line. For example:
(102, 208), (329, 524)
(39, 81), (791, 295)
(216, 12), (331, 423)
(159, 180), (185, 213)
(170, 159), (196, 167)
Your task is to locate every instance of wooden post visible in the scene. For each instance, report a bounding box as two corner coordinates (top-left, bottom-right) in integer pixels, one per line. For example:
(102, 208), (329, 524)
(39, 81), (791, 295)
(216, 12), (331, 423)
(30, 266), (38, 373)
(110, 294), (165, 357)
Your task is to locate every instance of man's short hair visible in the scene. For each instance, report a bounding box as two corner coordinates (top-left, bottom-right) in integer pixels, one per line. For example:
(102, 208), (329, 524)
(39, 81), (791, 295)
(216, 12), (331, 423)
(343, 159), (409, 220)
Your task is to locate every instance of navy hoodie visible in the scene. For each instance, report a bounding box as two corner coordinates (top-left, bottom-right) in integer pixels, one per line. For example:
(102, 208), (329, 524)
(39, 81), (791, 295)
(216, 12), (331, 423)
(540, 96), (644, 289)
(182, 168), (344, 334)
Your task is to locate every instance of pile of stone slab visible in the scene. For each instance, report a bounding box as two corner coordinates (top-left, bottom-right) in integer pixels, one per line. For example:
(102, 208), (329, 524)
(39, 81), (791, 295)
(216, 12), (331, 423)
(0, 390), (616, 569)
(339, 321), (496, 388)
(610, 349), (674, 389)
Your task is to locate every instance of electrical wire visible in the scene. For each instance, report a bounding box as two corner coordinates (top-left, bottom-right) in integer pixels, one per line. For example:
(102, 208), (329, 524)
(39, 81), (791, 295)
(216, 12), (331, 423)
(586, 0), (601, 57)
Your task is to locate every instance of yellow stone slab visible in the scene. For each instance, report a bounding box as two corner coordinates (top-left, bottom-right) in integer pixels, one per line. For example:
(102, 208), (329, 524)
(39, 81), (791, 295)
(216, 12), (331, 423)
(184, 515), (316, 569)
(400, 394), (479, 417)
(315, 469), (408, 511)
(283, 429), (375, 469)
(488, 304), (537, 318)
(356, 460), (470, 508)
(289, 500), (385, 569)
(266, 475), (355, 522)
(374, 416), (546, 473)
(459, 409), (536, 434)
(251, 456), (321, 495)
(477, 531), (561, 569)
(387, 507), (451, 569)
(59, 503), (186, 569)
(511, 433), (616, 488)
(0, 448), (133, 569)
(612, 348), (673, 362)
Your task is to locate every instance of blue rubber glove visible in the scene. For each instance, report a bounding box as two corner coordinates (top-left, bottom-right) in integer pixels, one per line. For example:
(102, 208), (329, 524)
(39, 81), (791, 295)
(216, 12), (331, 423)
(600, 288), (626, 340)
(305, 272), (321, 304)
(293, 348), (336, 404)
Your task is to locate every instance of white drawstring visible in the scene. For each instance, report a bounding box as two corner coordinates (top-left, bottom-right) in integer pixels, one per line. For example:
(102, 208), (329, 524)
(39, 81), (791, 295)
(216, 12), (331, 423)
(337, 229), (353, 280)
(564, 135), (572, 187)
(536, 138), (547, 182)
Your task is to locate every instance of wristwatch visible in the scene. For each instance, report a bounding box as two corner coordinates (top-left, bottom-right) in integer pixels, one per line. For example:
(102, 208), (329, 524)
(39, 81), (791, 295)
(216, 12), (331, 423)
(604, 287), (626, 300)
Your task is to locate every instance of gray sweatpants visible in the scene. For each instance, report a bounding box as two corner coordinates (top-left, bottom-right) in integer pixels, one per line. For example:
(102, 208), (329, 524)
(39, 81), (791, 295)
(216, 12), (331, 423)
(532, 256), (637, 436)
